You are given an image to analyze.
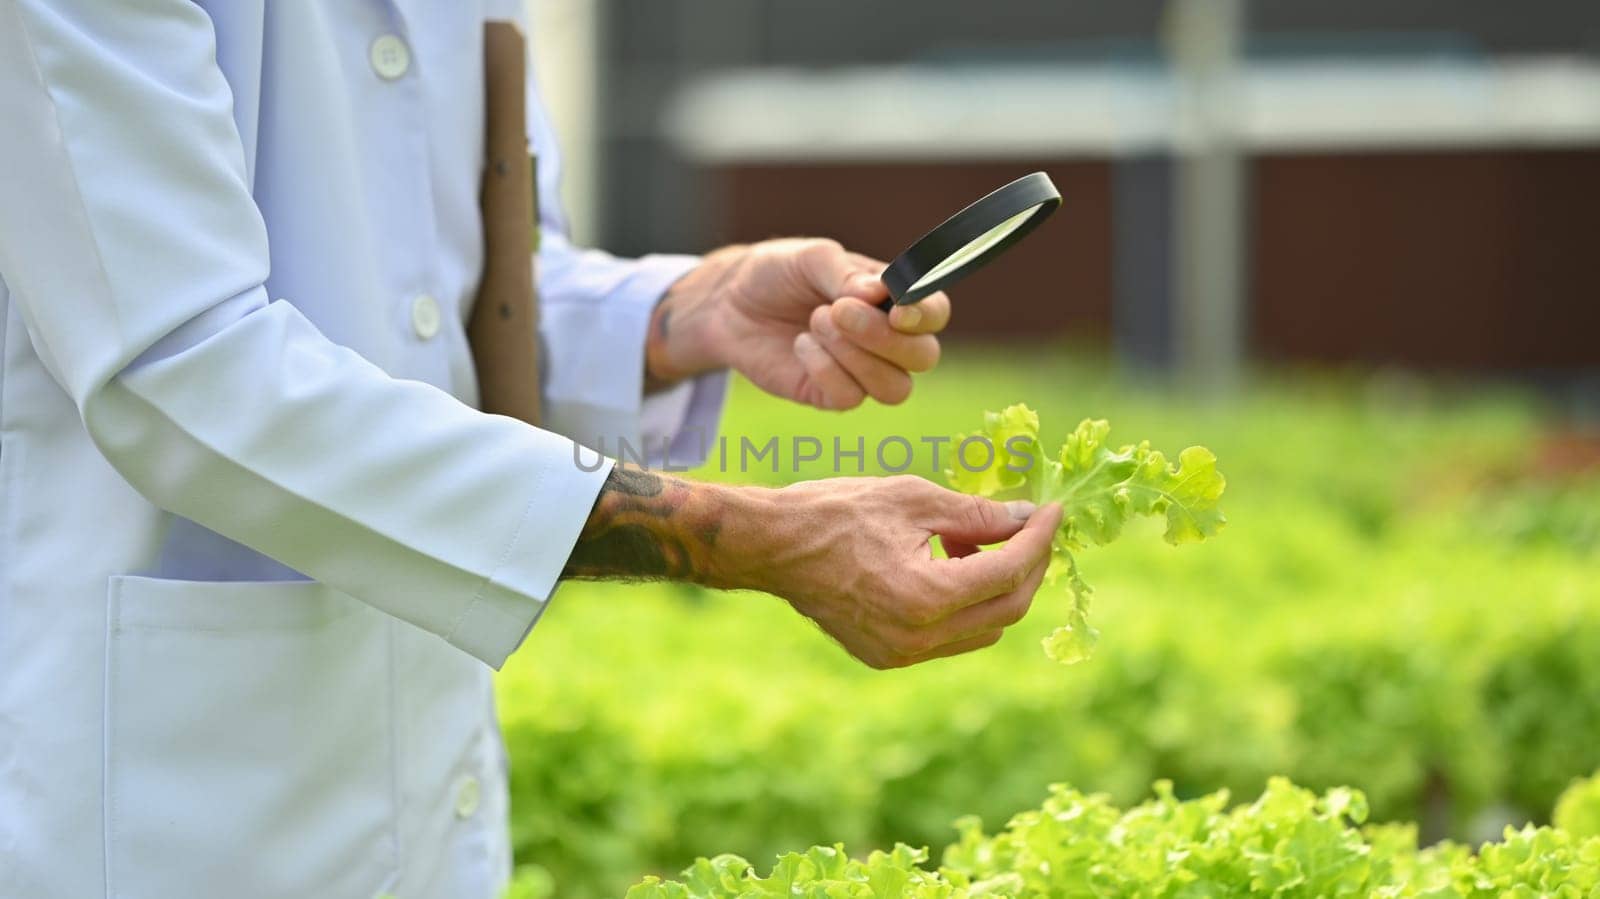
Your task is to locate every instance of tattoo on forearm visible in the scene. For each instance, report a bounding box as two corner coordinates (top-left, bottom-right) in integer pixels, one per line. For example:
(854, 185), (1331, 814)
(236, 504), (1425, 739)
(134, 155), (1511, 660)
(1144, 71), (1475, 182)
(562, 466), (721, 582)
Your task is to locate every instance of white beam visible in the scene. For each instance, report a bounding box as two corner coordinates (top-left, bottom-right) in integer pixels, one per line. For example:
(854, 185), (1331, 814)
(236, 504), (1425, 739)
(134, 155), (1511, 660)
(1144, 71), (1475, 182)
(528, 0), (602, 245)
(1168, 0), (1247, 389)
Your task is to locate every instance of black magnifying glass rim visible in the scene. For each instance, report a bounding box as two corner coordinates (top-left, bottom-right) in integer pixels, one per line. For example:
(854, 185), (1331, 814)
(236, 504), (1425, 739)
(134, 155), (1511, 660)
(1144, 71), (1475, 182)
(879, 171), (1062, 308)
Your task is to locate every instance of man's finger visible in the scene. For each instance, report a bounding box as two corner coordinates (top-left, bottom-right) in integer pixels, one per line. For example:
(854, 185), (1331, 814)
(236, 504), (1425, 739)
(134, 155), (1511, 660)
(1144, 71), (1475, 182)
(809, 305), (913, 405)
(936, 502), (1062, 606)
(915, 484), (1037, 546)
(829, 298), (941, 373)
(842, 251), (893, 301)
(926, 554), (1049, 639)
(792, 332), (865, 410)
(798, 239), (890, 305)
(829, 247), (950, 337)
(846, 251), (889, 274)
(887, 291), (952, 335)
(904, 629), (1005, 665)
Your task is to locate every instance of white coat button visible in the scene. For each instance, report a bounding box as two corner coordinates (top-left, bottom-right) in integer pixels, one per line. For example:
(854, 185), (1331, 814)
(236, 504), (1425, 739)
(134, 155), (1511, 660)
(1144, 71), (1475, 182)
(410, 294), (441, 340)
(370, 35), (411, 81)
(454, 774), (481, 819)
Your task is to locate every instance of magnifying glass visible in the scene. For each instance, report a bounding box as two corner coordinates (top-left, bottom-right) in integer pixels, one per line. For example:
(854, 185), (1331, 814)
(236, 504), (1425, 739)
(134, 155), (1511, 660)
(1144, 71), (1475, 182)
(878, 171), (1062, 311)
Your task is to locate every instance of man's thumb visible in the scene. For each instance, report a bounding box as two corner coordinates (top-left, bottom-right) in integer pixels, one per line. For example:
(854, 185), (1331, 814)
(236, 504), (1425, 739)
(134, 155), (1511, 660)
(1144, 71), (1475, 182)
(931, 495), (1037, 546)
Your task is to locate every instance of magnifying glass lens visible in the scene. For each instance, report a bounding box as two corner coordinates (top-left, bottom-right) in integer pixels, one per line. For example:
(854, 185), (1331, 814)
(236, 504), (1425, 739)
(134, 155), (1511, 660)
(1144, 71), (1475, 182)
(881, 171), (1062, 307)
(909, 205), (1043, 293)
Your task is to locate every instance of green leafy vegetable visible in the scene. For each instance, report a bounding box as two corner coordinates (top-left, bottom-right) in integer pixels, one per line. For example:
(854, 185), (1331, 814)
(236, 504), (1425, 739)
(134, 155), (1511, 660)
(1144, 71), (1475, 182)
(624, 844), (966, 899)
(622, 776), (1600, 897)
(947, 404), (1226, 663)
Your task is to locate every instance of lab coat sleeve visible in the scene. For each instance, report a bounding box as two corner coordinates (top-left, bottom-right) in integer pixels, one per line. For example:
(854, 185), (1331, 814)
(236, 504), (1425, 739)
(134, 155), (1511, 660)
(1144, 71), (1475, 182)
(520, 24), (728, 470)
(0, 0), (605, 668)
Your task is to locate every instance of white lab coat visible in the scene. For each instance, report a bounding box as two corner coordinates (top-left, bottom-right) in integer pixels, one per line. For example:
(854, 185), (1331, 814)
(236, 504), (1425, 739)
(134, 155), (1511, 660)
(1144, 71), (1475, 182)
(0, 1), (725, 897)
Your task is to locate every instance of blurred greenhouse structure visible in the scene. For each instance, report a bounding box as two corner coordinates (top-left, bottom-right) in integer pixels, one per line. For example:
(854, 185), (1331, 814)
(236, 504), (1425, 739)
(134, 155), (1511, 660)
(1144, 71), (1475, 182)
(534, 0), (1600, 389)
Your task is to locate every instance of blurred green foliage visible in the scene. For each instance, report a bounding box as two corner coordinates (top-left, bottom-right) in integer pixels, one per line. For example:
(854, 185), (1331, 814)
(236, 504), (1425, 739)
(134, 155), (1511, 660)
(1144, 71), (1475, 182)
(1554, 768), (1600, 840)
(495, 349), (1600, 898)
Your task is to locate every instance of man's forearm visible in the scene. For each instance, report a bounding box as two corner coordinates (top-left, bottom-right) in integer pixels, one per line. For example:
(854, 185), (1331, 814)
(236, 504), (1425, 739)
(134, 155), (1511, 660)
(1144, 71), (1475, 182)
(562, 465), (762, 585)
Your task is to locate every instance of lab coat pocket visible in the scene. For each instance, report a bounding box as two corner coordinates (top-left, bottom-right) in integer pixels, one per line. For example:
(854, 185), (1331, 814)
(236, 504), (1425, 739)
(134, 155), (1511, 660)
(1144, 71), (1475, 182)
(105, 576), (397, 899)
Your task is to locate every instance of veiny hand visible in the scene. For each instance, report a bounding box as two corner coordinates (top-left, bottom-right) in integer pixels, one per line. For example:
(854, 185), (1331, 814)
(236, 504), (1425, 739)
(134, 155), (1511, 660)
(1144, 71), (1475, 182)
(715, 475), (1062, 669)
(563, 467), (1060, 669)
(645, 238), (953, 410)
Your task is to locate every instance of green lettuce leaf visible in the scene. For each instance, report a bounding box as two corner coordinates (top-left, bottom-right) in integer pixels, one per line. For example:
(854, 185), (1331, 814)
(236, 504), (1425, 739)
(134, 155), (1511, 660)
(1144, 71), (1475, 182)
(944, 404), (1041, 498)
(947, 405), (1226, 664)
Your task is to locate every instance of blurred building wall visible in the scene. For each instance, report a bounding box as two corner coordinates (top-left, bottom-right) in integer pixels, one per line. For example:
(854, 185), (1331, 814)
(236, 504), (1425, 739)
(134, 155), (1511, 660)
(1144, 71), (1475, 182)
(559, 0), (1600, 375)
(589, 0), (1598, 254)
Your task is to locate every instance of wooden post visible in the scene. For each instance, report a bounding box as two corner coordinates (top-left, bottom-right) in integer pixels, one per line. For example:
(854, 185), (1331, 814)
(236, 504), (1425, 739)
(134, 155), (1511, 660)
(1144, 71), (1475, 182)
(468, 22), (544, 426)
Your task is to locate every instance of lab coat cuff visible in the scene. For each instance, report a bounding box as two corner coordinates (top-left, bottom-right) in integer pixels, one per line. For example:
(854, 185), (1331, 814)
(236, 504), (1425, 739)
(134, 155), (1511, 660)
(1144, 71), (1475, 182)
(446, 451), (613, 668)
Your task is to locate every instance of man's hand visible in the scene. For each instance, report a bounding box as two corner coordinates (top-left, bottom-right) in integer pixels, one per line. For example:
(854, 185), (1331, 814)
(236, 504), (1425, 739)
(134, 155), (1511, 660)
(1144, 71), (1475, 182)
(645, 239), (952, 410)
(564, 468), (1062, 669)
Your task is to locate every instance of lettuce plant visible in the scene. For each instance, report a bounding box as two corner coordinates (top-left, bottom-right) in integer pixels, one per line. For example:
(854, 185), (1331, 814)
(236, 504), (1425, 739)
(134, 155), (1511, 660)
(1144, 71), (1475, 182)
(624, 775), (1600, 897)
(946, 405), (1227, 663)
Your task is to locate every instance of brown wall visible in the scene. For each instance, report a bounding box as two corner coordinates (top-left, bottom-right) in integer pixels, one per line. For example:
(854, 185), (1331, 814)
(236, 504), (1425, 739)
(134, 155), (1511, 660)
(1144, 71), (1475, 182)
(1251, 149), (1600, 371)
